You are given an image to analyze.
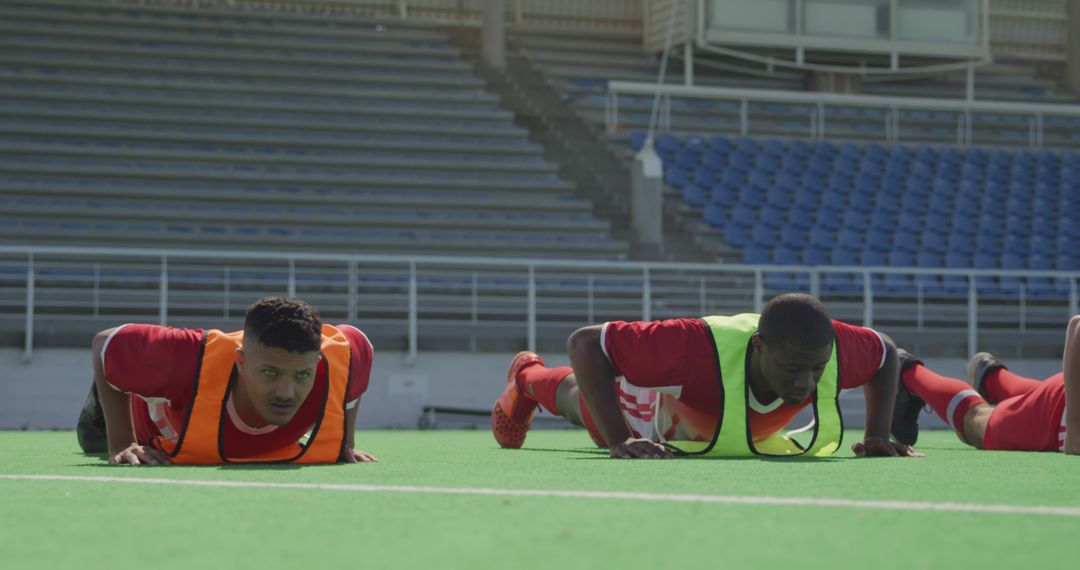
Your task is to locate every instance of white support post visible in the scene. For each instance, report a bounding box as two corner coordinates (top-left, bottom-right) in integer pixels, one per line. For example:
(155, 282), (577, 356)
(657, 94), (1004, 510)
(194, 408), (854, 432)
(483, 0), (506, 70)
(159, 256), (168, 326)
(642, 267), (652, 321)
(223, 266), (230, 319)
(471, 271), (478, 353)
(966, 65), (975, 102)
(968, 274), (978, 357)
(587, 274), (595, 323)
(739, 99), (749, 136)
(862, 271), (873, 327)
(93, 263), (100, 318)
(287, 258), (296, 297)
(684, 42), (694, 87)
(22, 254), (34, 363)
(1070, 278), (1078, 317)
(527, 265), (536, 352)
(699, 276), (706, 315)
(347, 260), (358, 321)
(407, 261), (417, 364)
(754, 270), (764, 313)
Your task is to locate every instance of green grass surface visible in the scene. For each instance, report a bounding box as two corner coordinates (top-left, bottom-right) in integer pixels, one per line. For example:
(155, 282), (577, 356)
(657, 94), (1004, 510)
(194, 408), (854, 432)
(1, 429), (1076, 570)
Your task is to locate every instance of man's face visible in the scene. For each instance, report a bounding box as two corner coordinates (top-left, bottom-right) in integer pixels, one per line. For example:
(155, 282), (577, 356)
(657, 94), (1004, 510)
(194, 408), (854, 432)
(235, 340), (322, 425)
(753, 335), (832, 406)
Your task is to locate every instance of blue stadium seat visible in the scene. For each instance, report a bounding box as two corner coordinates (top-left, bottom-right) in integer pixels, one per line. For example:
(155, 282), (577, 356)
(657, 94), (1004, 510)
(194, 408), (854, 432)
(780, 226), (805, 248)
(752, 224), (779, 247)
(682, 184), (709, 208)
(802, 247), (828, 265)
(703, 202), (730, 228)
(706, 182), (736, 204)
(718, 216), (750, 242)
(742, 242), (770, 264)
(808, 227), (834, 250)
(866, 229), (892, 252)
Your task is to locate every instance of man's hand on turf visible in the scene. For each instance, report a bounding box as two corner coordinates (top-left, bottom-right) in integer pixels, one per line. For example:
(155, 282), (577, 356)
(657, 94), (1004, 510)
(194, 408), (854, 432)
(610, 438), (674, 459)
(851, 437), (924, 458)
(341, 448), (378, 463)
(110, 443), (172, 466)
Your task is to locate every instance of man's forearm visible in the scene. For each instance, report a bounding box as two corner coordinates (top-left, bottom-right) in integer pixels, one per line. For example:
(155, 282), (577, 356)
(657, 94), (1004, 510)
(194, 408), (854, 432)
(91, 334), (138, 454)
(568, 328), (631, 447)
(1062, 318), (1080, 454)
(95, 373), (137, 454)
(863, 342), (899, 440)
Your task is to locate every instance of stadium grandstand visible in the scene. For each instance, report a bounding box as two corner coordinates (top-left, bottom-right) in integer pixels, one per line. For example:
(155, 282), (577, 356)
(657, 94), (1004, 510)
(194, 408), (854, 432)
(2, 2), (1078, 568)
(1, 0), (1076, 362)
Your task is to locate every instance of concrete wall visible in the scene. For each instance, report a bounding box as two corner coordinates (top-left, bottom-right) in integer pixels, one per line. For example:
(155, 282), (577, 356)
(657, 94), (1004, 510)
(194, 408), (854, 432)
(0, 348), (1065, 435)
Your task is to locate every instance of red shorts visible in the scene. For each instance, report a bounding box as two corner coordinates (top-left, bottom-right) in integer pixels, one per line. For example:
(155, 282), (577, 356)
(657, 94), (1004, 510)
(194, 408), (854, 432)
(983, 374), (1066, 452)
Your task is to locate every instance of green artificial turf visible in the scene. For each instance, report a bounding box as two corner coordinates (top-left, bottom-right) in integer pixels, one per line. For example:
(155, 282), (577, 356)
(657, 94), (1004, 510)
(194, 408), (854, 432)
(1, 430), (1076, 570)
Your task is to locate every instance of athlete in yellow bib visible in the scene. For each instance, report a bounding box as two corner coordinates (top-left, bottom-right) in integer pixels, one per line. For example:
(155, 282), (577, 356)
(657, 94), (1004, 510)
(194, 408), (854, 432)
(492, 293), (922, 459)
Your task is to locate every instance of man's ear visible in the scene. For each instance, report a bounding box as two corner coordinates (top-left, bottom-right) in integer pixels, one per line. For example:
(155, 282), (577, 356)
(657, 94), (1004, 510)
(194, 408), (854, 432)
(235, 347), (245, 369)
(750, 332), (764, 354)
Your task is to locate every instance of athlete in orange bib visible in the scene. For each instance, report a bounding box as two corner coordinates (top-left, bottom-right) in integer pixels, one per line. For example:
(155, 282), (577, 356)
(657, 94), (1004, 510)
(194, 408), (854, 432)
(77, 296), (377, 465)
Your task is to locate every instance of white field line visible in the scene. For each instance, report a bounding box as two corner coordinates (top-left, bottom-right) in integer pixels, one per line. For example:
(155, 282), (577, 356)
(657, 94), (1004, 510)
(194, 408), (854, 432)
(3, 474), (1079, 518)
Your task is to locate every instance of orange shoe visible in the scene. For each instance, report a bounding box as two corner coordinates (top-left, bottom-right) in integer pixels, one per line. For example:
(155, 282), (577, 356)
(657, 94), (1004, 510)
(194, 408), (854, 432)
(492, 351), (544, 448)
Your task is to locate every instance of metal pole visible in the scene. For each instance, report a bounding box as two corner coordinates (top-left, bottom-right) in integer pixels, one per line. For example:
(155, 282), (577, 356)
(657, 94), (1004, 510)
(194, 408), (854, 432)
(1019, 285), (1027, 333)
(642, 267), (652, 321)
(966, 65), (975, 102)
(287, 258), (296, 297)
(809, 270), (820, 298)
(862, 271), (873, 327)
(1035, 114), (1044, 149)
(408, 261), (417, 364)
(968, 274), (978, 357)
(347, 260), (358, 321)
(916, 282), (924, 331)
(22, 254), (34, 363)
(753, 270), (764, 313)
(471, 271), (478, 353)
(587, 274), (595, 323)
(527, 265), (536, 352)
(159, 256), (168, 326)
(93, 263), (100, 318)
(684, 42), (694, 87)
(740, 99), (749, 136)
(818, 102), (826, 139)
(699, 276), (706, 315)
(1071, 277), (1078, 317)
(223, 266), (230, 319)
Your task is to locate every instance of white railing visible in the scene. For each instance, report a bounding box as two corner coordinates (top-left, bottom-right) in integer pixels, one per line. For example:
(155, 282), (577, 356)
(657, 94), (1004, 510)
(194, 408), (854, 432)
(606, 81), (1080, 148)
(1, 246), (1077, 362)
(114, 0), (643, 30)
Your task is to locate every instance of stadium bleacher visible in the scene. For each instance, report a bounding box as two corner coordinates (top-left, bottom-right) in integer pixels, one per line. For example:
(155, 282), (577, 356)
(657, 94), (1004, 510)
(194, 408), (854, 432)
(0, 0), (629, 260)
(637, 132), (1080, 298)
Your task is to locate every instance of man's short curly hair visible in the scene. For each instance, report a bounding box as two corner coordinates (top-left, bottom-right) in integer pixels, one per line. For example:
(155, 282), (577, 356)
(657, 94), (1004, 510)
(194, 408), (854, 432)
(757, 293), (834, 350)
(243, 296), (322, 353)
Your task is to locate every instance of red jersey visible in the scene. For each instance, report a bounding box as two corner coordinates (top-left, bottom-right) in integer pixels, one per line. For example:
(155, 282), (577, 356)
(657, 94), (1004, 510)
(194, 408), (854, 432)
(101, 323), (373, 458)
(983, 373), (1067, 452)
(601, 318), (886, 442)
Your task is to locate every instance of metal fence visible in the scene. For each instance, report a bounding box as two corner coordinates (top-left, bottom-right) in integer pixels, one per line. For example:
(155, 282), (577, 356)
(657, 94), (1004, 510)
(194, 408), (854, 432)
(606, 82), (1080, 149)
(2, 246), (1077, 362)
(119, 0), (643, 30)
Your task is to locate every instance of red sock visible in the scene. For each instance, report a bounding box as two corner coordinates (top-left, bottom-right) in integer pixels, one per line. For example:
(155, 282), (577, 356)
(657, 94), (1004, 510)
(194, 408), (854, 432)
(519, 364), (572, 416)
(983, 368), (1042, 402)
(902, 364), (986, 438)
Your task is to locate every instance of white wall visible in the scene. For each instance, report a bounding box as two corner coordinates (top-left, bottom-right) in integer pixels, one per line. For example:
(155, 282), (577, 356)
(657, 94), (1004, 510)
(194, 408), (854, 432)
(0, 348), (1064, 433)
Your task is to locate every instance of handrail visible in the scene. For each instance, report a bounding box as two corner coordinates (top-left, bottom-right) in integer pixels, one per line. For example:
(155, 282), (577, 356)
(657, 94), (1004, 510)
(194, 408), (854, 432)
(606, 81), (1080, 148)
(2, 246), (1077, 364)
(608, 81), (1080, 117)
